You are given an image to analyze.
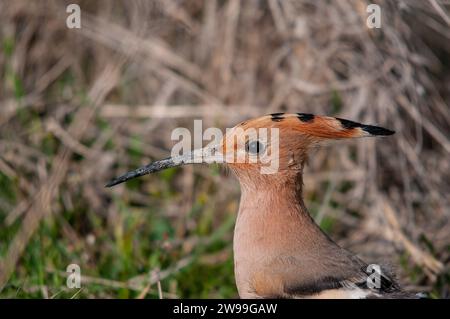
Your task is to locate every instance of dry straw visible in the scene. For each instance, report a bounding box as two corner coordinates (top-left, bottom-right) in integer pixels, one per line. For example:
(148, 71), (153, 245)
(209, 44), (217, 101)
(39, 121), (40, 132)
(0, 0), (449, 297)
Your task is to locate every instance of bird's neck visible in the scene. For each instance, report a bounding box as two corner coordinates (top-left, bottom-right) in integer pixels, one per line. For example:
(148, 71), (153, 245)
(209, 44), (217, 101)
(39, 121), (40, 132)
(235, 168), (315, 224)
(233, 169), (340, 297)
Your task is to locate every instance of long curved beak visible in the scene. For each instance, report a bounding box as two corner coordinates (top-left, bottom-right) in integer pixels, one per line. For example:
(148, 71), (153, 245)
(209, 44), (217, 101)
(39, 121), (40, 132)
(105, 147), (223, 187)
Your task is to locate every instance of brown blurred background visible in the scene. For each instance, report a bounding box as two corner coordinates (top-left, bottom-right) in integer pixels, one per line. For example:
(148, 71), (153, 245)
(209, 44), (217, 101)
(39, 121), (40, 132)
(0, 0), (449, 298)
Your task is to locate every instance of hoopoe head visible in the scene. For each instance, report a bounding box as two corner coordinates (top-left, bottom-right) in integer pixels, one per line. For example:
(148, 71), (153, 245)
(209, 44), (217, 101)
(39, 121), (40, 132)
(106, 113), (394, 187)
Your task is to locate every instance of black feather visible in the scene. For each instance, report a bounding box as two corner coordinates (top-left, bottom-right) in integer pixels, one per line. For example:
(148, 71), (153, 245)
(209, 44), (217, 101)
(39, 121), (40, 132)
(336, 118), (395, 136)
(270, 113), (285, 122)
(297, 113), (315, 122)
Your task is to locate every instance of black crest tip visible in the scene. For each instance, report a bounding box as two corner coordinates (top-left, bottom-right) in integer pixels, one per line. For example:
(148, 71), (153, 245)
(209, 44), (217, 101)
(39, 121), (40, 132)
(362, 125), (395, 136)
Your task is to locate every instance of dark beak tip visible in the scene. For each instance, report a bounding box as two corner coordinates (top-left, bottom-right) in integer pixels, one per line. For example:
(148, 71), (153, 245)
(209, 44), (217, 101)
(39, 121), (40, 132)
(105, 182), (113, 188)
(104, 181), (116, 188)
(104, 157), (177, 189)
(105, 178), (123, 188)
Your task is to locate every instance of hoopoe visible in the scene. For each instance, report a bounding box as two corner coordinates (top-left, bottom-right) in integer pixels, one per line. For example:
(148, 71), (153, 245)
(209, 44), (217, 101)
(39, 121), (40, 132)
(107, 113), (418, 299)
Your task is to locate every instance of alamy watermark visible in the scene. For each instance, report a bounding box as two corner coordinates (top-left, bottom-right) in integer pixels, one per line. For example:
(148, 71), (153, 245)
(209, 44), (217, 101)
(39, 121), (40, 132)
(170, 120), (280, 174)
(367, 4), (381, 29)
(366, 264), (382, 289)
(66, 263), (81, 288)
(66, 4), (81, 29)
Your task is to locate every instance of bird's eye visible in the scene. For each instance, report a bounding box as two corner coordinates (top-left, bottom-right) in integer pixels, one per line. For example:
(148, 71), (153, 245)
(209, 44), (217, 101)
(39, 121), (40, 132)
(245, 140), (265, 154)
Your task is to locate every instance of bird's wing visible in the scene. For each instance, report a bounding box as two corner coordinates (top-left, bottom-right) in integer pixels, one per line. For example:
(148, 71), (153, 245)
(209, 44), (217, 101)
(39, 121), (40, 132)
(254, 248), (404, 299)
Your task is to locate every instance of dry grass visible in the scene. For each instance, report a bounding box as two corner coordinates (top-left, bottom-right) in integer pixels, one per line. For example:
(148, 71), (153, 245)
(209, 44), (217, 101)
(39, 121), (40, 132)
(0, 0), (449, 298)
